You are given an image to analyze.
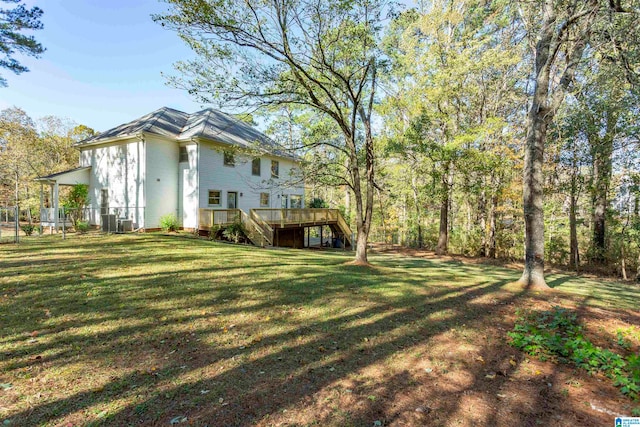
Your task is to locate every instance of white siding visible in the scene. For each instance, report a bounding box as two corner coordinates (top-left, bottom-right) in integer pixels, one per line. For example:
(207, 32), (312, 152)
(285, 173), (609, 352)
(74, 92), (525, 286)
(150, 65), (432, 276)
(80, 138), (145, 228)
(178, 144), (199, 229)
(197, 141), (304, 211)
(145, 136), (179, 229)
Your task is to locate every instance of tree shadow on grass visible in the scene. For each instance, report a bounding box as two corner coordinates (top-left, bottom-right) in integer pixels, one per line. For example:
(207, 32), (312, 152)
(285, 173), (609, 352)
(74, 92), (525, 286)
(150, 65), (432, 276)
(0, 234), (634, 426)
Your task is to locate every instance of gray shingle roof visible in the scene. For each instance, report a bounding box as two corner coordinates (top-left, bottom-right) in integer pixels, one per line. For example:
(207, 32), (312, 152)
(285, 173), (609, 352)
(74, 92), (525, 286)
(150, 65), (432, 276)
(77, 107), (293, 159)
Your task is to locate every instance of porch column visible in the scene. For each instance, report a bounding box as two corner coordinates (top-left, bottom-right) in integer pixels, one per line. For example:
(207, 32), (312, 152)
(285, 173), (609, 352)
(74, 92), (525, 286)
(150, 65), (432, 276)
(53, 181), (59, 232)
(39, 183), (44, 235)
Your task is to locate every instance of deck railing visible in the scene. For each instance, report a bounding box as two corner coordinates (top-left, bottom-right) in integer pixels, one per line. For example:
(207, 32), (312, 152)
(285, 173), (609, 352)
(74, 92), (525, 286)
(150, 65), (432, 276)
(242, 210), (274, 246)
(198, 208), (352, 248)
(199, 208), (274, 246)
(198, 209), (242, 230)
(251, 208), (339, 227)
(40, 208), (66, 223)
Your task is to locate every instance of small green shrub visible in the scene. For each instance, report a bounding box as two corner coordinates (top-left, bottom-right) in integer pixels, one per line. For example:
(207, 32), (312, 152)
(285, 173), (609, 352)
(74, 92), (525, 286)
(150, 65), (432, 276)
(222, 220), (246, 243)
(159, 214), (179, 232)
(208, 224), (222, 241)
(509, 306), (640, 401)
(62, 184), (89, 226)
(76, 221), (90, 234)
(20, 224), (36, 236)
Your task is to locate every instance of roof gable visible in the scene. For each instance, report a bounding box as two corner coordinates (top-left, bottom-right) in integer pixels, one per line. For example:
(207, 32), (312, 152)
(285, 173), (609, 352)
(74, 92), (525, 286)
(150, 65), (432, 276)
(77, 107), (293, 159)
(80, 107), (189, 143)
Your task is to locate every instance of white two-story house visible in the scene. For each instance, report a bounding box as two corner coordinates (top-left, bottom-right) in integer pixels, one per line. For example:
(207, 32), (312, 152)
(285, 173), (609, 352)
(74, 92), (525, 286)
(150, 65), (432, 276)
(39, 107), (304, 231)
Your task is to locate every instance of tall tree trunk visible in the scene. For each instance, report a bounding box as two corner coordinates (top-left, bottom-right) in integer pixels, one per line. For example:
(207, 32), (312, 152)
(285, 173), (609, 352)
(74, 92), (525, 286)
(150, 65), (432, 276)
(411, 175), (423, 248)
(621, 244), (627, 280)
(352, 120), (375, 265)
(478, 189), (487, 257)
(590, 131), (614, 264)
(489, 192), (498, 259)
(569, 142), (581, 272)
(436, 161), (452, 255)
(569, 192), (580, 272)
(519, 103), (549, 289)
(344, 156), (351, 219)
(518, 0), (594, 290)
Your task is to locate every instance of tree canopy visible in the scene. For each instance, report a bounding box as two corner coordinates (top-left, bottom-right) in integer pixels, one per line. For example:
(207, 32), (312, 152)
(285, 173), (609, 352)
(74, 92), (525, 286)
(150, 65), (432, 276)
(0, 0), (45, 87)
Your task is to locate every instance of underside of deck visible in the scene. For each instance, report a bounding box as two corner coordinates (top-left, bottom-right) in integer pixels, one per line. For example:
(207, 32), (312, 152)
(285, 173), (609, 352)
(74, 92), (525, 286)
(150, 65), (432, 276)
(198, 208), (353, 249)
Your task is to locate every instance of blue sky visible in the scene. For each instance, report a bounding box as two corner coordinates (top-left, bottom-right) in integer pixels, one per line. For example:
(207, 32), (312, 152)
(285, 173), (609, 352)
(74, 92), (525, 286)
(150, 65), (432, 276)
(0, 0), (203, 131)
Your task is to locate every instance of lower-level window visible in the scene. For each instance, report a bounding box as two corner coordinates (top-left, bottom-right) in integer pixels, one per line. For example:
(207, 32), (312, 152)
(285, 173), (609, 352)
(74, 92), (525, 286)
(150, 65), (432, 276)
(290, 195), (302, 208)
(260, 193), (270, 207)
(208, 190), (221, 206)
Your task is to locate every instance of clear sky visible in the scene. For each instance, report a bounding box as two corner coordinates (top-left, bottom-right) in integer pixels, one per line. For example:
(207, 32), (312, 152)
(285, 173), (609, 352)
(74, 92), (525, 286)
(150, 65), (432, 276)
(0, 0), (203, 132)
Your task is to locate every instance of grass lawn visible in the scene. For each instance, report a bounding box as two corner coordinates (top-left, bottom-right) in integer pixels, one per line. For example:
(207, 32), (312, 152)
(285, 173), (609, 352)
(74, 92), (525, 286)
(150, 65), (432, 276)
(1, 234), (639, 426)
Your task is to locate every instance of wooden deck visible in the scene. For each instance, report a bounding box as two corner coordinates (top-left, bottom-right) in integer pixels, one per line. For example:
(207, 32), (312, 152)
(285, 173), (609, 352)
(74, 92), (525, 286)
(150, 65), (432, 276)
(198, 208), (353, 248)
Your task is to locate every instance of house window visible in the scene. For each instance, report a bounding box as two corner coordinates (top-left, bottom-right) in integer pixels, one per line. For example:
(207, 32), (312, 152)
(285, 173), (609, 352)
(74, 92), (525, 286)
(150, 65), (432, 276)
(179, 146), (188, 162)
(290, 195), (302, 208)
(223, 151), (235, 166)
(260, 193), (269, 207)
(208, 190), (221, 206)
(252, 158), (261, 176)
(271, 160), (279, 178)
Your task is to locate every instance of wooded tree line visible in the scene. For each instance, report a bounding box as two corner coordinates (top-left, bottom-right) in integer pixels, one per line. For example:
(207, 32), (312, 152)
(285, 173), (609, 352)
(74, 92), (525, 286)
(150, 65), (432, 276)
(155, 0), (639, 285)
(0, 107), (95, 215)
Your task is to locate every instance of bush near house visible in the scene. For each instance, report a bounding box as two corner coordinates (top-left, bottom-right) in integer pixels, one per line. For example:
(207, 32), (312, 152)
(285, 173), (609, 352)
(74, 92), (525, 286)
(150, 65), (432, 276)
(222, 219), (247, 244)
(159, 214), (179, 232)
(75, 221), (89, 234)
(62, 184), (89, 226)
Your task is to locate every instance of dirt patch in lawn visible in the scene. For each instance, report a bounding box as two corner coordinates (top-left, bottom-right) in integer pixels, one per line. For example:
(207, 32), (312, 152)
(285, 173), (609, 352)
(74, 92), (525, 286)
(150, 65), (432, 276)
(1, 234), (638, 426)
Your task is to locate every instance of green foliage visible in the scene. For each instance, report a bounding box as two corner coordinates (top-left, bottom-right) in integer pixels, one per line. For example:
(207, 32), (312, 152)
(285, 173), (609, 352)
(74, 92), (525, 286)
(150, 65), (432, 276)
(20, 223), (34, 236)
(222, 219), (246, 244)
(545, 235), (569, 265)
(159, 214), (178, 232)
(75, 221), (89, 234)
(509, 307), (640, 400)
(208, 224), (222, 241)
(0, 0), (45, 86)
(62, 184), (89, 226)
(309, 198), (328, 208)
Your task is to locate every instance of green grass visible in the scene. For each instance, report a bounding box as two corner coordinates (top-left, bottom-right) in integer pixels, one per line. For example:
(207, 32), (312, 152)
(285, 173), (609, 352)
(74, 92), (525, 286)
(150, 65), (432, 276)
(1, 234), (639, 426)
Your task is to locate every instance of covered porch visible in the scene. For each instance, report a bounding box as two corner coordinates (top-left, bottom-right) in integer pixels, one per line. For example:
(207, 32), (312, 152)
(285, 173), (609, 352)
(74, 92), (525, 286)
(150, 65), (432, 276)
(35, 167), (91, 232)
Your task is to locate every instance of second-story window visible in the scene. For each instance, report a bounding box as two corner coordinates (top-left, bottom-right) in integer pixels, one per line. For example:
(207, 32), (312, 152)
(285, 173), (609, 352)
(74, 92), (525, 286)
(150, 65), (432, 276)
(252, 158), (261, 176)
(223, 150), (235, 166)
(271, 160), (279, 178)
(179, 146), (188, 162)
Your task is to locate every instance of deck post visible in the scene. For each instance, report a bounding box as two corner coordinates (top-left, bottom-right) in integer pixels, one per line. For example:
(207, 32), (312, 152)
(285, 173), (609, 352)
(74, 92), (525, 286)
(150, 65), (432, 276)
(320, 225), (323, 248)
